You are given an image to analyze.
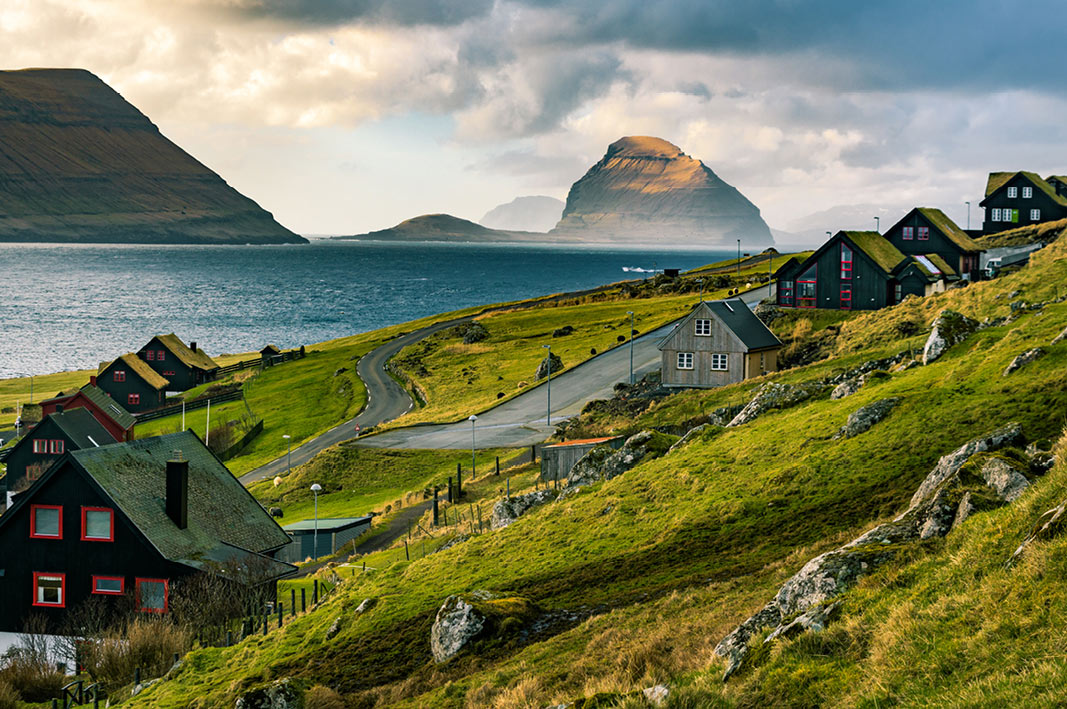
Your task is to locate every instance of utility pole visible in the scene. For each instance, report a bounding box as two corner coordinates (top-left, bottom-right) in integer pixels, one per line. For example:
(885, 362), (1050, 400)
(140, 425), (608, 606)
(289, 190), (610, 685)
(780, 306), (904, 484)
(965, 201), (971, 230)
(874, 216), (880, 233)
(736, 239), (741, 277)
(542, 344), (552, 427)
(627, 311), (634, 385)
(468, 414), (477, 478)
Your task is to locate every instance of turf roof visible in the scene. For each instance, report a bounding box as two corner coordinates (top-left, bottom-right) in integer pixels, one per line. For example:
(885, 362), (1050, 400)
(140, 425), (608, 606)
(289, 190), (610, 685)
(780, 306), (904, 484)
(154, 333), (220, 372)
(915, 207), (983, 253)
(983, 171), (1067, 208)
(108, 353), (169, 390)
(842, 231), (908, 273)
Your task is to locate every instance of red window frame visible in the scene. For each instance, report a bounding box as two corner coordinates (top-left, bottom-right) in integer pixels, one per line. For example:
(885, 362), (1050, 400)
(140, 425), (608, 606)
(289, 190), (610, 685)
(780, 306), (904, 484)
(32, 572), (66, 608)
(81, 507), (115, 542)
(840, 283), (852, 310)
(49, 439), (64, 455)
(157, 350), (165, 361)
(840, 243), (853, 280)
(146, 350), (155, 361)
(113, 370), (126, 382)
(128, 393), (140, 406)
(918, 227), (929, 241)
(779, 279), (794, 306)
(32, 439), (48, 454)
(30, 504), (63, 540)
(902, 226), (914, 240)
(135, 578), (169, 614)
(162, 370), (175, 377)
(797, 264), (817, 308)
(91, 575), (125, 596)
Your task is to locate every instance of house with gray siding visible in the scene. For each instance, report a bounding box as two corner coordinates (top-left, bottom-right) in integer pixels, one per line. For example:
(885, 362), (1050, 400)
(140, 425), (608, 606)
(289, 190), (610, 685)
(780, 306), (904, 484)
(540, 436), (624, 483)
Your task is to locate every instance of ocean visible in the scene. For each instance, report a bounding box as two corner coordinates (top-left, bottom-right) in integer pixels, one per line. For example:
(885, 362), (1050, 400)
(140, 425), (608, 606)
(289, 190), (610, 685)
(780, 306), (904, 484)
(0, 240), (731, 378)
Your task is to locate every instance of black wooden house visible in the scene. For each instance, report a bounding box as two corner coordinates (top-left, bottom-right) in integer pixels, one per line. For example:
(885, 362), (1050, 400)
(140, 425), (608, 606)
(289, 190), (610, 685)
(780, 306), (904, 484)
(0, 431), (293, 633)
(97, 354), (169, 413)
(882, 208), (983, 280)
(0, 408), (117, 496)
(137, 334), (220, 392)
(979, 172), (1067, 235)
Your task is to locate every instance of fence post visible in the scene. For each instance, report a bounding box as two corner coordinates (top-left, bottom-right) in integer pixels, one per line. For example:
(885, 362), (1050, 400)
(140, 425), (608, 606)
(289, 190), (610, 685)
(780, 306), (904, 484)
(301, 588), (306, 612)
(457, 468), (462, 498)
(433, 487), (439, 526)
(507, 477), (510, 498)
(291, 589), (296, 616)
(173, 652), (179, 667)
(278, 604), (283, 628)
(496, 456), (500, 476)
(226, 630), (232, 647)
(313, 580), (319, 605)
(405, 539), (409, 560)
(262, 614), (268, 635)
(134, 667), (141, 687)
(447, 477), (453, 503)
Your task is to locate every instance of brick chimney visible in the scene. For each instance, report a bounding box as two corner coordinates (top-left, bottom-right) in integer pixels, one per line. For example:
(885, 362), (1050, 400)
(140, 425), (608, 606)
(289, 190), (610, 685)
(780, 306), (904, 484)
(89, 375), (97, 386)
(55, 403), (64, 413)
(166, 454), (188, 530)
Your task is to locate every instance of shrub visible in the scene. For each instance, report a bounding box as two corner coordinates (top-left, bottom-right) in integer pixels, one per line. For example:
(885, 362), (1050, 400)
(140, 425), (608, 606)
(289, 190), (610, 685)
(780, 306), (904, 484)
(0, 680), (17, 709)
(82, 618), (192, 691)
(0, 653), (65, 703)
(305, 684), (346, 709)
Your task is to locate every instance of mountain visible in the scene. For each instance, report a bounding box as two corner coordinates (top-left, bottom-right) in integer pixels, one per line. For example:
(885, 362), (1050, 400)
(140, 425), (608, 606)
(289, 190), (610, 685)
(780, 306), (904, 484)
(480, 195), (564, 233)
(336, 213), (551, 243)
(550, 136), (774, 247)
(0, 68), (304, 244)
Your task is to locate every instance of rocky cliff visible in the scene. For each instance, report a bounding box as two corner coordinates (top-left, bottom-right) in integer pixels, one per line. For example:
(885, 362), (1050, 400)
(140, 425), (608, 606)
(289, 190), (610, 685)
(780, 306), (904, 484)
(480, 195), (564, 233)
(550, 136), (773, 247)
(0, 68), (304, 244)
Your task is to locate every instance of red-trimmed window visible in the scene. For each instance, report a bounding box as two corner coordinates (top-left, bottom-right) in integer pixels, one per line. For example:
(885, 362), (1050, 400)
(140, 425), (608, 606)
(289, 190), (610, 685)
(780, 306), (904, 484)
(146, 350), (155, 361)
(779, 279), (793, 306)
(49, 439), (64, 455)
(840, 283), (852, 310)
(162, 370), (175, 377)
(918, 227), (929, 241)
(128, 393), (140, 406)
(91, 576), (124, 595)
(840, 243), (853, 280)
(32, 439), (48, 454)
(30, 505), (62, 539)
(136, 578), (169, 614)
(902, 226), (914, 240)
(157, 350), (165, 361)
(114, 370), (126, 383)
(33, 572), (66, 608)
(81, 507), (114, 542)
(797, 264), (817, 308)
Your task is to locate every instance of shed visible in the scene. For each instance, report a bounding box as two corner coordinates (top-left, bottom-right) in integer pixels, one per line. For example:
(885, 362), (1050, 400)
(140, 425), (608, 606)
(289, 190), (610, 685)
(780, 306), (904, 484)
(540, 436), (625, 483)
(280, 516), (373, 562)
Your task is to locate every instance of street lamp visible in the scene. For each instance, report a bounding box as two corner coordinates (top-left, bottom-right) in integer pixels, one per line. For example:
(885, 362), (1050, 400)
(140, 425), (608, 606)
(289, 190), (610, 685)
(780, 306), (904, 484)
(873, 216), (880, 232)
(468, 414), (477, 477)
(736, 239), (741, 277)
(627, 311), (635, 386)
(542, 344), (552, 427)
(965, 201), (971, 230)
(310, 483), (322, 559)
(282, 434), (291, 475)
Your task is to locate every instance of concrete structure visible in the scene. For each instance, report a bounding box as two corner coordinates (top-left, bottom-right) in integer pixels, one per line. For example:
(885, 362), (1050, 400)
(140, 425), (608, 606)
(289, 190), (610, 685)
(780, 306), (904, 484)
(280, 516), (372, 562)
(540, 436), (624, 483)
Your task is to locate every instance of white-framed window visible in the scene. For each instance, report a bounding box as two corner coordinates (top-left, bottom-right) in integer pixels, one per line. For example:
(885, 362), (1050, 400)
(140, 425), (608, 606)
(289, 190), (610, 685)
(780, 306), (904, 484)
(1008, 186), (1017, 198)
(676, 352), (694, 370)
(33, 572), (65, 607)
(1031, 209), (1041, 221)
(710, 353), (729, 371)
(1023, 186), (1033, 198)
(694, 319), (712, 336)
(991, 208), (1001, 221)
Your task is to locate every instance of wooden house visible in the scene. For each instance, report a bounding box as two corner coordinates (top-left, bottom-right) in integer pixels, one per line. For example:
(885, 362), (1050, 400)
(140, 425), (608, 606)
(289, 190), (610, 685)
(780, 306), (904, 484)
(137, 334), (220, 391)
(0, 408), (117, 497)
(882, 208), (983, 280)
(280, 516), (372, 563)
(39, 378), (136, 442)
(658, 299), (782, 389)
(979, 172), (1067, 235)
(96, 354), (169, 413)
(0, 431), (293, 633)
(260, 345), (281, 363)
(540, 436), (624, 483)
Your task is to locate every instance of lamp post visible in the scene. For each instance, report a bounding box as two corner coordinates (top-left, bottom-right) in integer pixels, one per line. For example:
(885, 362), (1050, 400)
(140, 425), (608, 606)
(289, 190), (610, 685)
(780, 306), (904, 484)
(542, 344), (552, 427)
(873, 216), (880, 233)
(310, 483), (322, 559)
(282, 434), (291, 475)
(736, 239), (741, 277)
(468, 414), (477, 477)
(965, 201), (971, 230)
(627, 311), (635, 385)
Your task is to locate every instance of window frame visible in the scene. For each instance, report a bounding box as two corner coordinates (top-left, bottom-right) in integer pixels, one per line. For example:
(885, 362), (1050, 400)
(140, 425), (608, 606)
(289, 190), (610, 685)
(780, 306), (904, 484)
(113, 370), (126, 383)
(918, 226), (929, 241)
(135, 578), (169, 614)
(990, 208), (1001, 222)
(32, 572), (66, 608)
(32, 439), (48, 454)
(30, 504), (63, 540)
(894, 283), (903, 303)
(91, 575), (125, 596)
(840, 243), (853, 280)
(146, 350), (155, 361)
(81, 506), (115, 542)
(694, 319), (712, 337)
(1008, 186), (1018, 198)
(128, 393), (140, 406)
(840, 283), (852, 310)
(779, 279), (793, 305)
(676, 352), (694, 370)
(1023, 186), (1033, 198)
(1031, 209), (1041, 221)
(49, 439), (65, 455)
(902, 226), (914, 240)
(157, 350), (165, 361)
(710, 353), (729, 371)
(796, 264), (817, 308)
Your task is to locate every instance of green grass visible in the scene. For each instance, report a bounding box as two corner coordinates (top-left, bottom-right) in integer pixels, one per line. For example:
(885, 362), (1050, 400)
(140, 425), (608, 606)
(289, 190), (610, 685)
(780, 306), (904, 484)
(0, 368), (94, 427)
(128, 241), (1067, 708)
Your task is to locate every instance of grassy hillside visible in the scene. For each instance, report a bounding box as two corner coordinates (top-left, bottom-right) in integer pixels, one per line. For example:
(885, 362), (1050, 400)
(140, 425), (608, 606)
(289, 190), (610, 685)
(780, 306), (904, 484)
(128, 240), (1067, 707)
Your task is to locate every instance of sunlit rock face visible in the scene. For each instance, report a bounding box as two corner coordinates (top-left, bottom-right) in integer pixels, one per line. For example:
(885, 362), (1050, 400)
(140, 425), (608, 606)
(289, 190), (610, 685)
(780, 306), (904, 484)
(550, 136), (774, 247)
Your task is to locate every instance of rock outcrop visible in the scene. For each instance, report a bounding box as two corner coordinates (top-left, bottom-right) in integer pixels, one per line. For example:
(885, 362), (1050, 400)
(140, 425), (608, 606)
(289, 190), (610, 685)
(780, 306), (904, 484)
(1003, 347), (1046, 376)
(338, 213), (537, 243)
(234, 679), (302, 709)
(536, 352), (564, 380)
(431, 595), (486, 663)
(564, 430), (676, 495)
(491, 490), (556, 530)
(0, 69), (304, 244)
(922, 310), (979, 365)
(550, 136), (773, 247)
(430, 592), (537, 663)
(727, 382), (822, 427)
(834, 397), (900, 439)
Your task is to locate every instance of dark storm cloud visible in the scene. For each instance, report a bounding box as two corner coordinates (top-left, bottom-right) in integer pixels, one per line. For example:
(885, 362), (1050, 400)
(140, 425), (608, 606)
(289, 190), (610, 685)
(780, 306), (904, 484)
(230, 0), (494, 26)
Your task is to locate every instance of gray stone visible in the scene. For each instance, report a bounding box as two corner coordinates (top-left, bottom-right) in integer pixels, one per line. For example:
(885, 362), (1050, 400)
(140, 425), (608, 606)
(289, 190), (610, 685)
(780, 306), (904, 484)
(834, 397), (900, 439)
(461, 321), (490, 344)
(431, 595), (487, 663)
(979, 457), (1030, 502)
(234, 679), (301, 709)
(491, 490), (556, 530)
(326, 616), (342, 639)
(727, 382), (821, 427)
(952, 492), (977, 531)
(764, 601), (840, 644)
(922, 309), (979, 365)
(669, 424), (707, 452)
(1010, 503), (1067, 566)
(356, 598), (377, 613)
(830, 376), (864, 400)
(909, 424), (1024, 508)
(536, 352), (564, 380)
(715, 603), (782, 680)
(643, 684), (670, 706)
(1003, 347), (1046, 376)
(563, 430), (672, 495)
(1052, 325), (1067, 345)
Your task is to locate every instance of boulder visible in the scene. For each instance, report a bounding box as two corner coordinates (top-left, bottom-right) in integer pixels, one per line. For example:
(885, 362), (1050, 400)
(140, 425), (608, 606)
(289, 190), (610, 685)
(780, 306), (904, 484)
(490, 490), (556, 530)
(1003, 347), (1046, 376)
(643, 685), (670, 706)
(668, 424), (708, 453)
(978, 457), (1030, 503)
(909, 424), (1024, 508)
(830, 376), (864, 400)
(951, 492), (977, 531)
(753, 303), (783, 326)
(431, 595), (486, 663)
(764, 601), (840, 644)
(325, 616), (342, 640)
(355, 598), (377, 614)
(552, 325), (575, 338)
(536, 352), (564, 380)
(1052, 325), (1067, 345)
(564, 430), (677, 495)
(922, 309), (978, 365)
(234, 679), (301, 709)
(834, 397), (900, 440)
(727, 382), (821, 427)
(457, 321), (489, 344)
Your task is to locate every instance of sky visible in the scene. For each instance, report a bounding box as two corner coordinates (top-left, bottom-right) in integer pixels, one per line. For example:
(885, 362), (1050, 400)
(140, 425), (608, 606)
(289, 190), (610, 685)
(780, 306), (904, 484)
(3, 0), (1067, 236)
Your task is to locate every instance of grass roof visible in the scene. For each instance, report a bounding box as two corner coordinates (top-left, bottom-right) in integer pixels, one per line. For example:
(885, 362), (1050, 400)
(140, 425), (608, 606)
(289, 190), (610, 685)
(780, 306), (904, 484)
(915, 207), (983, 253)
(156, 333), (220, 372)
(983, 171), (1067, 208)
(924, 253), (956, 276)
(984, 172), (1016, 197)
(841, 231), (907, 273)
(115, 353), (169, 390)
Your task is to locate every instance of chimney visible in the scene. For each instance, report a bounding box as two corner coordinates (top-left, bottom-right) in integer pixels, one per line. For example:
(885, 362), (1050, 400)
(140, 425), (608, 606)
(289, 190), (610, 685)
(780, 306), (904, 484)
(89, 375), (97, 387)
(190, 341), (197, 352)
(166, 454), (188, 530)
(55, 404), (64, 413)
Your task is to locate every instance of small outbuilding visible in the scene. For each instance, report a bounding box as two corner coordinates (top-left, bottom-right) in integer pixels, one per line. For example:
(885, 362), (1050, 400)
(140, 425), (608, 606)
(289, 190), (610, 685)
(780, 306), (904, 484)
(280, 516), (373, 562)
(260, 344), (282, 365)
(658, 299), (782, 389)
(540, 436), (625, 483)
(39, 378), (137, 442)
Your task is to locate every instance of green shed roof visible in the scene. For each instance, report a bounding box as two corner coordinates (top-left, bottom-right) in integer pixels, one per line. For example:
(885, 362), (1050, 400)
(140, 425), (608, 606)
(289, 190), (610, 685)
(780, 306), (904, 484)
(79, 384), (137, 430)
(841, 231), (907, 273)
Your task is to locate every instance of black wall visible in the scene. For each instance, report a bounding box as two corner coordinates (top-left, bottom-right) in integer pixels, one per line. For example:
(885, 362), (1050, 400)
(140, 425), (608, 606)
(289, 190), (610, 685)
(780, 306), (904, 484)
(884, 211), (979, 278)
(3, 419), (78, 494)
(138, 338), (198, 392)
(97, 362), (165, 413)
(777, 234), (892, 311)
(983, 175), (1067, 235)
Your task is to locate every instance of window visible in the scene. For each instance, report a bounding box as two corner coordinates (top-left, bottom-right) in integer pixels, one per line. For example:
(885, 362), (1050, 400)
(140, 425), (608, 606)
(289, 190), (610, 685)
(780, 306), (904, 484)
(91, 576), (124, 595)
(33, 572), (66, 608)
(797, 264), (817, 308)
(840, 244), (853, 280)
(30, 505), (62, 539)
(128, 393), (140, 406)
(1031, 209), (1041, 221)
(710, 353), (729, 371)
(902, 226), (914, 240)
(33, 439), (47, 454)
(136, 578), (169, 614)
(1008, 186), (1017, 198)
(759, 352), (765, 371)
(676, 352), (694, 370)
(49, 439), (64, 455)
(894, 283), (903, 303)
(146, 350), (155, 361)
(1023, 186), (1033, 198)
(162, 370), (175, 377)
(694, 319), (712, 336)
(918, 227), (929, 241)
(113, 370), (126, 383)
(157, 350), (165, 361)
(840, 283), (852, 310)
(990, 208), (1001, 222)
(81, 507), (114, 542)
(779, 280), (793, 306)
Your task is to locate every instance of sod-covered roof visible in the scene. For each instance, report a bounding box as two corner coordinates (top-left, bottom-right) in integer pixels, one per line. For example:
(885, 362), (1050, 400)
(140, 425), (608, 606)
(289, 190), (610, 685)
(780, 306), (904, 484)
(982, 171), (1067, 208)
(154, 333), (220, 372)
(915, 207), (983, 253)
(842, 231), (907, 273)
(985, 172), (1016, 197)
(107, 353), (169, 390)
(923, 253), (956, 276)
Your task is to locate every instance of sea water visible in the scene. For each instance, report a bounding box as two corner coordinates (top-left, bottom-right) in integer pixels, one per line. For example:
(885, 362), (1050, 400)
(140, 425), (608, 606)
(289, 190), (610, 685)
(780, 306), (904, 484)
(0, 240), (731, 378)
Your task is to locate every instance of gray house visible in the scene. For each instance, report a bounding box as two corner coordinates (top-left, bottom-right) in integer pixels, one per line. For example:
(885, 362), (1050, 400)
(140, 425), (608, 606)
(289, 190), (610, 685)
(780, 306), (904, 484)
(280, 516), (372, 562)
(658, 299), (782, 389)
(540, 436), (624, 483)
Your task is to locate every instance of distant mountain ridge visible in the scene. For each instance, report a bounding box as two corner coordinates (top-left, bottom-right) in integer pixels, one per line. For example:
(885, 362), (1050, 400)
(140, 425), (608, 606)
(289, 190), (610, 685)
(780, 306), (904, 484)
(480, 196), (564, 232)
(0, 68), (304, 244)
(336, 214), (553, 243)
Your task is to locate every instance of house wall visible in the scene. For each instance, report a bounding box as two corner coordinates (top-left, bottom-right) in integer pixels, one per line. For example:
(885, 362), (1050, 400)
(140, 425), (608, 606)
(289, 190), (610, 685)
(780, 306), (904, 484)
(2, 419), (74, 494)
(540, 438), (625, 482)
(97, 362), (164, 413)
(280, 520), (372, 562)
(661, 308), (749, 388)
(983, 174), (1067, 235)
(744, 349), (778, 378)
(779, 235), (892, 312)
(0, 464), (193, 633)
(883, 211), (979, 278)
(139, 338), (198, 392)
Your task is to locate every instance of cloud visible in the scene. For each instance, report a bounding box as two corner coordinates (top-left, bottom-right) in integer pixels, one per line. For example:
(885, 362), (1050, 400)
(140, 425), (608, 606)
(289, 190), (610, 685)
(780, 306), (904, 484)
(187, 0), (494, 27)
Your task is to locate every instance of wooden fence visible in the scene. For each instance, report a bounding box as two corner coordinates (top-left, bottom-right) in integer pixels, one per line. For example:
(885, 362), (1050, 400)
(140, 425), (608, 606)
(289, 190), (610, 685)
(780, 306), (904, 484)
(218, 419), (264, 461)
(216, 348), (305, 376)
(133, 389), (244, 422)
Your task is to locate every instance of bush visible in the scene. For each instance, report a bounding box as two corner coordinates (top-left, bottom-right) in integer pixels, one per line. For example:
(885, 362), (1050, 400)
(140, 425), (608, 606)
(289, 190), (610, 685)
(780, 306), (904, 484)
(305, 684), (346, 709)
(82, 618), (192, 691)
(0, 653), (65, 703)
(0, 680), (18, 709)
